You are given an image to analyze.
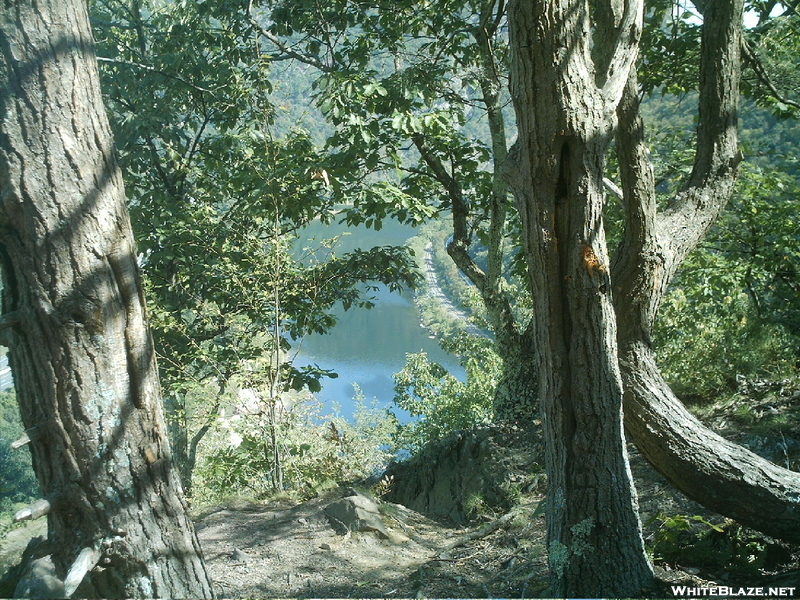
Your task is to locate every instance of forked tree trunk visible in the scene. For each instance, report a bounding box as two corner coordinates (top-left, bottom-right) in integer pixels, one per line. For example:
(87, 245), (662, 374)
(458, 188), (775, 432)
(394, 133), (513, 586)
(611, 0), (800, 543)
(506, 0), (653, 595)
(412, 9), (542, 424)
(0, 1), (214, 597)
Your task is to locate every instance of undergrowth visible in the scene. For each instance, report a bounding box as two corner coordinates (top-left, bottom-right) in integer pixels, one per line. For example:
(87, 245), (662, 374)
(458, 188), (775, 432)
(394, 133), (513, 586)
(648, 513), (795, 580)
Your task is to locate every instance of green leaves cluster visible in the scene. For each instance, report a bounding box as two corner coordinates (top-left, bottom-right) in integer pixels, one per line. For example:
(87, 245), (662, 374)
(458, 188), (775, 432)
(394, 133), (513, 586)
(648, 513), (774, 577)
(262, 0), (510, 238)
(742, 10), (800, 119)
(654, 160), (800, 401)
(92, 0), (421, 395)
(393, 334), (500, 451)
(194, 393), (397, 503)
(714, 162), (800, 335)
(639, 2), (702, 97)
(90, 0), (424, 498)
(0, 391), (38, 517)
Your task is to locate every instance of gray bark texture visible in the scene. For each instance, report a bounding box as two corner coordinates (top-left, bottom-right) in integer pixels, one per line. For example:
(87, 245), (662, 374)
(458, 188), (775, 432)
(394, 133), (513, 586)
(611, 0), (800, 543)
(0, 0), (215, 597)
(505, 0), (654, 595)
(491, 329), (538, 423)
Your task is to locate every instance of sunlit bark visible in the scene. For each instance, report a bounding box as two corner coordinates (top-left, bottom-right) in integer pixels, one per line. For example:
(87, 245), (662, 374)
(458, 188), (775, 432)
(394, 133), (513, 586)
(0, 0), (214, 596)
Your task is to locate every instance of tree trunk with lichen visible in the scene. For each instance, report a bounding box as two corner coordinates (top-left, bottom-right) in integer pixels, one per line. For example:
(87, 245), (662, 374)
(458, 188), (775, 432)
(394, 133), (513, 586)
(505, 0), (653, 595)
(0, 1), (214, 597)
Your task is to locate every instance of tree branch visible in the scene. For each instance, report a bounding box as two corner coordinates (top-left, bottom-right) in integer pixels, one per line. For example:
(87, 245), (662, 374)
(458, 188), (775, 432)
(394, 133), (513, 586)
(178, 112), (213, 199)
(64, 547), (101, 597)
(472, 18), (510, 295)
(247, 0), (333, 73)
(187, 401), (221, 477)
(95, 57), (220, 97)
(611, 72), (662, 343)
(599, 0), (645, 111)
(660, 0), (744, 265)
(411, 134), (487, 293)
(741, 39), (800, 111)
(602, 176), (623, 200)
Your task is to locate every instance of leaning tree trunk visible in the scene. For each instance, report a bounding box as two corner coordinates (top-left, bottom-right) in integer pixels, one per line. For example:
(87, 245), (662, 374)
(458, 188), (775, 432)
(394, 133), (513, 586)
(412, 10), (542, 425)
(611, 0), (800, 543)
(0, 1), (214, 597)
(506, 0), (653, 596)
(622, 342), (800, 541)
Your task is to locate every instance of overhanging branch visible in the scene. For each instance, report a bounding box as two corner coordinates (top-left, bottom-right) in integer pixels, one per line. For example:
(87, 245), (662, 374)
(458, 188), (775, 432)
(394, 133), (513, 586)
(247, 0), (333, 73)
(742, 39), (800, 111)
(412, 134), (488, 292)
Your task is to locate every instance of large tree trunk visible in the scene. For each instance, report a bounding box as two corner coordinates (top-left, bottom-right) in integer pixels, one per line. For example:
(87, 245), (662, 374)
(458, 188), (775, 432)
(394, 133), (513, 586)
(610, 0), (800, 543)
(0, 1), (215, 597)
(506, 0), (653, 595)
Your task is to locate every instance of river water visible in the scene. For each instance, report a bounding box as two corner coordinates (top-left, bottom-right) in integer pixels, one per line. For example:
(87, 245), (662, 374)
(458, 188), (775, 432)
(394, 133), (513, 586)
(293, 218), (461, 419)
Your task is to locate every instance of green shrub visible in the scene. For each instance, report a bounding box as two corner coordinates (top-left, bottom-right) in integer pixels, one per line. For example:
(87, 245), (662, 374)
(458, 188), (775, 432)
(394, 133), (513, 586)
(0, 391), (38, 520)
(655, 270), (796, 403)
(654, 160), (800, 403)
(648, 513), (774, 577)
(392, 333), (500, 451)
(193, 391), (397, 504)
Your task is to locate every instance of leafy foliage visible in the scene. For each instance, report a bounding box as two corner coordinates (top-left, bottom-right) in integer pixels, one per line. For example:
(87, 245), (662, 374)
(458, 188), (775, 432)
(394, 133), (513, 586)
(653, 135), (800, 402)
(639, 1), (702, 97)
(648, 513), (783, 577)
(90, 0), (421, 493)
(711, 162), (800, 336)
(258, 0), (526, 317)
(742, 9), (800, 119)
(194, 391), (397, 503)
(393, 334), (500, 451)
(655, 287), (793, 402)
(0, 391), (38, 516)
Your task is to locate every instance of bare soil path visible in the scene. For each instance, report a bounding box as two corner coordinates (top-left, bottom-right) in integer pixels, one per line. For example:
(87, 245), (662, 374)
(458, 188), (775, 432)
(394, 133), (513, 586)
(195, 490), (549, 599)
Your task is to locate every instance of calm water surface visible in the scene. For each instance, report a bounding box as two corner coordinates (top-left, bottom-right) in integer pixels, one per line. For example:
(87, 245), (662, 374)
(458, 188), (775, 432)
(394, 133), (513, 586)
(293, 218), (461, 419)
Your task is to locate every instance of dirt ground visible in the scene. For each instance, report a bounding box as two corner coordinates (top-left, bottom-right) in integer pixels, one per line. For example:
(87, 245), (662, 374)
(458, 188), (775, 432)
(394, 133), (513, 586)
(195, 490), (550, 599)
(193, 440), (799, 599)
(1, 459), (797, 598)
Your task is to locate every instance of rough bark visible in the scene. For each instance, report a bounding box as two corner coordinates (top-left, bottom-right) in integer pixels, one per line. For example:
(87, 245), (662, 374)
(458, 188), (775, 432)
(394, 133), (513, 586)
(491, 326), (538, 423)
(622, 341), (800, 541)
(505, 0), (653, 595)
(0, 1), (214, 597)
(610, 0), (800, 543)
(164, 391), (217, 498)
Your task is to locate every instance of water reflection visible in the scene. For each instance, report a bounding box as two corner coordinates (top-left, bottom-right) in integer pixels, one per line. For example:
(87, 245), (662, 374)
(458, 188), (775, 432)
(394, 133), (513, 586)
(294, 219), (462, 419)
